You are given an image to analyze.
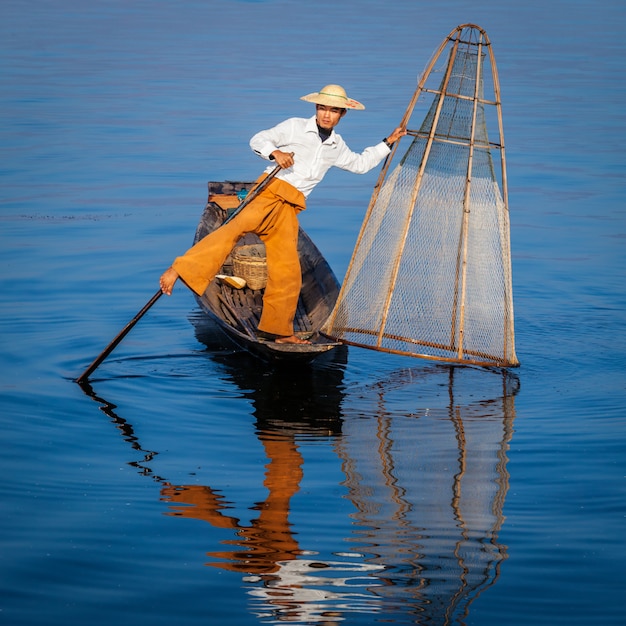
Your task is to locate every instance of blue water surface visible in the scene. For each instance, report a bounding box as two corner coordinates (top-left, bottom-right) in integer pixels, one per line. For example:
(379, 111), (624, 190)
(1, 1), (625, 624)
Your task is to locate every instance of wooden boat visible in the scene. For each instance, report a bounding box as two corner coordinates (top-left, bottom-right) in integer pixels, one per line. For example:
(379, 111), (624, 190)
(192, 181), (341, 361)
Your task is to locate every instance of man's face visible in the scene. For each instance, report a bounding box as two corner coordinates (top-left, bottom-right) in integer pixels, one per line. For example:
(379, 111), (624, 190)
(316, 104), (346, 131)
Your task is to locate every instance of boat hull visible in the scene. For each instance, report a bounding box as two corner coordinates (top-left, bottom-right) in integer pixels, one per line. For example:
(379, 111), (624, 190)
(193, 182), (341, 361)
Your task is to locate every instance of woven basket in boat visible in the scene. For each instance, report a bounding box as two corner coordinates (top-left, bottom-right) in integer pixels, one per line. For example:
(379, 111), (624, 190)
(232, 244), (267, 290)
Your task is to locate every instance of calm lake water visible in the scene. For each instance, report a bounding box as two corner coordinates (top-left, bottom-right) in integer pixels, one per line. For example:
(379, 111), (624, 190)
(1, 1), (624, 624)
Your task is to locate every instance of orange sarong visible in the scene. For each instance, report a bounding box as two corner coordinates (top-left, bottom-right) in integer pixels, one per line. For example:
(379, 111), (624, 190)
(172, 177), (306, 337)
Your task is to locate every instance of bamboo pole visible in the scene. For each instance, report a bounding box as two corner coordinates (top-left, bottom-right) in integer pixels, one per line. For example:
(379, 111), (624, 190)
(456, 34), (485, 360)
(375, 29), (463, 348)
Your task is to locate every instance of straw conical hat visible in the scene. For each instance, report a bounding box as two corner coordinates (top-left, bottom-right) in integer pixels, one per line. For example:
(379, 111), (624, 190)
(300, 84), (365, 110)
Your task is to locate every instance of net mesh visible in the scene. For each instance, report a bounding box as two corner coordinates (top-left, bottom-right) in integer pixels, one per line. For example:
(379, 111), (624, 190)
(323, 25), (518, 367)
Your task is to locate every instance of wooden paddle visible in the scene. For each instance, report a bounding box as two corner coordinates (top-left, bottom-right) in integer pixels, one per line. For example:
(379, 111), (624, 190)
(75, 164), (283, 383)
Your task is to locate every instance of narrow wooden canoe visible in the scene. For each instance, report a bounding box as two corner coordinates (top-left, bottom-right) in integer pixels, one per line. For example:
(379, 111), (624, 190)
(192, 181), (341, 361)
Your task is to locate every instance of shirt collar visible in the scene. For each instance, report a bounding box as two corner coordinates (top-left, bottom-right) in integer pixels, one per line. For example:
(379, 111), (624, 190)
(305, 115), (337, 144)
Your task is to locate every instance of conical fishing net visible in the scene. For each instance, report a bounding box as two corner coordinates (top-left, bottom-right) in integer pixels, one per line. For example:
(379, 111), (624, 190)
(323, 25), (518, 367)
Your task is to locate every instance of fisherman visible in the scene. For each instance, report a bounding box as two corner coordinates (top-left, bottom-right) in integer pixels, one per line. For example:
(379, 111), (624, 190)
(160, 84), (406, 344)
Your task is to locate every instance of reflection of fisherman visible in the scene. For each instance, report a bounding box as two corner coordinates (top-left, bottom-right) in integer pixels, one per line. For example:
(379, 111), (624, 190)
(162, 435), (303, 574)
(161, 432), (382, 623)
(160, 84), (406, 345)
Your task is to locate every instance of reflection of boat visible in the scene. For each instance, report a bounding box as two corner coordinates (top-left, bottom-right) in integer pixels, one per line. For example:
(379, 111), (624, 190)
(191, 181), (341, 362)
(190, 309), (348, 431)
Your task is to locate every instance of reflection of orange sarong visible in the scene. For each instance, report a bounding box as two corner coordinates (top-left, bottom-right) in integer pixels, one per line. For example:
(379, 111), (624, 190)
(162, 437), (304, 574)
(172, 177), (306, 337)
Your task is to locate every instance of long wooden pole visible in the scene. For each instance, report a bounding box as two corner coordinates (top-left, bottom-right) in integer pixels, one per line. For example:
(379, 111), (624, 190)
(223, 163), (282, 224)
(75, 165), (282, 384)
(75, 289), (163, 384)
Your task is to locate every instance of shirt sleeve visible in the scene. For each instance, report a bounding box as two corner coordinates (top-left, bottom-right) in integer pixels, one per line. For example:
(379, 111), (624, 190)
(249, 118), (295, 160)
(333, 138), (391, 174)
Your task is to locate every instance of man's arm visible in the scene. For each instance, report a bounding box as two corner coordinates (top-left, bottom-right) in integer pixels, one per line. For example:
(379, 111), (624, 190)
(249, 118), (295, 160)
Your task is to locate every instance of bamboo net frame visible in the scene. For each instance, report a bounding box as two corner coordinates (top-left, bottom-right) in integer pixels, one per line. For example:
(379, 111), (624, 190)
(322, 24), (519, 367)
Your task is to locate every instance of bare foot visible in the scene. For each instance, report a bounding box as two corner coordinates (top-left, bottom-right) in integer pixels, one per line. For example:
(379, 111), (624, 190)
(160, 266), (179, 295)
(274, 334), (311, 345)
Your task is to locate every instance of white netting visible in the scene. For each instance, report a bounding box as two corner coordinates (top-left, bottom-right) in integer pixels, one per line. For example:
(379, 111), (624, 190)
(323, 25), (518, 367)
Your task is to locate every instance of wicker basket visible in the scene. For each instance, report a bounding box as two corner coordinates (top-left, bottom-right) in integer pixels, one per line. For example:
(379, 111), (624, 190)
(232, 244), (267, 290)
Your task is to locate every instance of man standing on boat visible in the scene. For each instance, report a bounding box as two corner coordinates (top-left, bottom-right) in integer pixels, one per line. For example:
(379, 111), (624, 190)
(160, 84), (405, 344)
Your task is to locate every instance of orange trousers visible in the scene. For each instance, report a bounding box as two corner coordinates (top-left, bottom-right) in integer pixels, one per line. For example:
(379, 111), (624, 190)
(172, 177), (306, 337)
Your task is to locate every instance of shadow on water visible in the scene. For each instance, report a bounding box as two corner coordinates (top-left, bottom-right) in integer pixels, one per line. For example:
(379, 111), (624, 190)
(79, 313), (520, 625)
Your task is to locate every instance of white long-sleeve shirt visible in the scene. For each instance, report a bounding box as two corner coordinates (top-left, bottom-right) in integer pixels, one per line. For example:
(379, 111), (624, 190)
(249, 115), (390, 198)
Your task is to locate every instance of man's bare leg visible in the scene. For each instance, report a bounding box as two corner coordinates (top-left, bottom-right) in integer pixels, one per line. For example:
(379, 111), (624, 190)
(160, 267), (179, 295)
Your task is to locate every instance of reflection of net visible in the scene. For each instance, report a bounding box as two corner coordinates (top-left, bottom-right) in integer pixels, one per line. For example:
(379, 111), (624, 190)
(324, 25), (518, 367)
(337, 365), (519, 624)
